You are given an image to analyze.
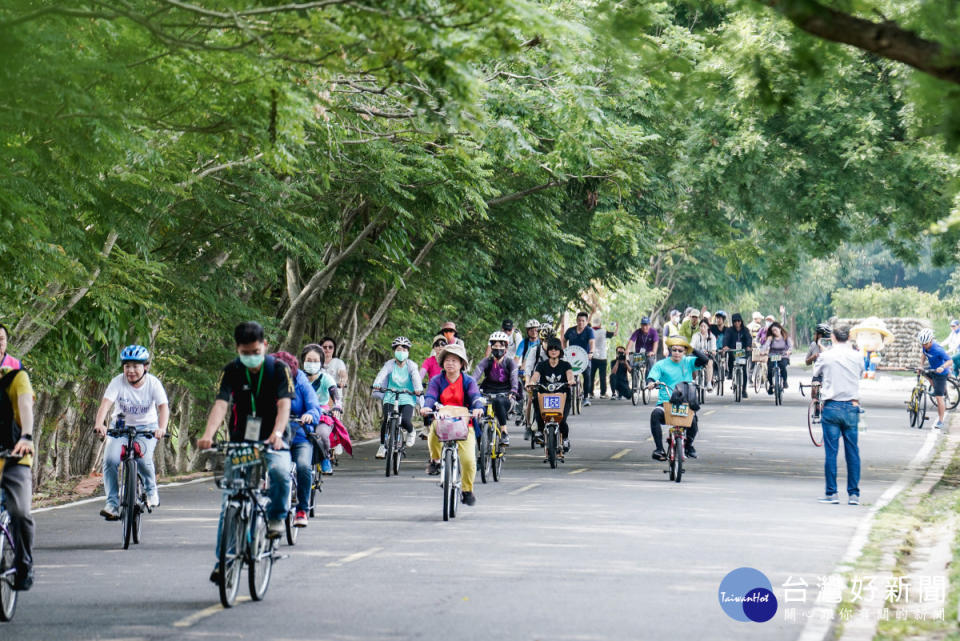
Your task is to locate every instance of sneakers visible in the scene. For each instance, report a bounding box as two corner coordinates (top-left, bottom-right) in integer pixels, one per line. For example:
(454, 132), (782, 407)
(523, 428), (531, 441)
(426, 460), (441, 475)
(209, 565), (221, 584)
(461, 491), (477, 506)
(562, 439), (570, 453)
(652, 449), (667, 461)
(684, 445), (697, 459)
(819, 494), (840, 504)
(742, 391), (748, 399)
(501, 432), (511, 446)
(583, 398), (591, 407)
(294, 510), (308, 527)
(375, 444), (386, 459)
(405, 431), (416, 448)
(320, 459), (334, 474)
(848, 495), (860, 506)
(333, 444), (344, 455)
(266, 520), (284, 538)
(934, 421), (944, 430)
(147, 492), (160, 508)
(100, 504), (120, 521)
(13, 566), (33, 591)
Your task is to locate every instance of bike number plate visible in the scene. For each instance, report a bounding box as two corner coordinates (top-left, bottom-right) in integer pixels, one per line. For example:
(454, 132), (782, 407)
(770, 355), (781, 362)
(735, 341), (743, 350)
(670, 404), (689, 417)
(244, 416), (262, 441)
(735, 357), (746, 365)
(542, 394), (563, 410)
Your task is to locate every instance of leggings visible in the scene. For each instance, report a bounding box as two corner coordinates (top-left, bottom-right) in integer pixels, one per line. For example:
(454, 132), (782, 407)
(534, 402), (571, 438)
(483, 393), (511, 427)
(381, 403), (415, 444)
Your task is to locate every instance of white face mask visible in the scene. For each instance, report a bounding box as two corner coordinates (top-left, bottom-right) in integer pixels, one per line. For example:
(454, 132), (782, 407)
(303, 362), (323, 375)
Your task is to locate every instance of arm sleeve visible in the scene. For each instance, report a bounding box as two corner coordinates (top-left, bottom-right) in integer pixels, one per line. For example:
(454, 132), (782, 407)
(328, 384), (341, 407)
(471, 358), (488, 381)
(152, 377), (170, 407)
(812, 354), (825, 378)
(509, 359), (519, 392)
(691, 349), (710, 368)
(650, 328), (659, 345)
(424, 377), (439, 409)
(276, 363), (296, 400)
(466, 377), (485, 410)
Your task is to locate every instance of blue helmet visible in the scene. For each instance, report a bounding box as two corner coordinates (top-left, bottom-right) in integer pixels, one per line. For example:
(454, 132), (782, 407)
(120, 345), (150, 364)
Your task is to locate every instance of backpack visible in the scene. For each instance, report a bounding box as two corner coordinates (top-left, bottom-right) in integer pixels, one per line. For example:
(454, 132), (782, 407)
(670, 381), (700, 412)
(0, 369), (23, 450)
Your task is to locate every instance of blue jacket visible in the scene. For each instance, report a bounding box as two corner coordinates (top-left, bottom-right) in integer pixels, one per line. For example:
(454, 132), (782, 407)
(424, 373), (485, 411)
(290, 369), (322, 444)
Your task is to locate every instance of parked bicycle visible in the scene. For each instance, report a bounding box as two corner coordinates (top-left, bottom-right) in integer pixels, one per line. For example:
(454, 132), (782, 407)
(106, 415), (157, 550)
(799, 382), (824, 447)
(477, 393), (509, 484)
(0, 450), (19, 622)
(207, 441), (280, 607)
(373, 386), (422, 478)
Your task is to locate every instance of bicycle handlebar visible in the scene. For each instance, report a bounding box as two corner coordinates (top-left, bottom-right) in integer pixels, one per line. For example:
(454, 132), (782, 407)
(106, 427), (157, 439)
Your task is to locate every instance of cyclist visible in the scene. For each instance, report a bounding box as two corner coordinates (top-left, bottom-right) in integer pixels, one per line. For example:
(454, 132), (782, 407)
(440, 321), (464, 348)
(661, 309), (681, 357)
(421, 343), (484, 505)
(198, 321), (295, 568)
(747, 312), (763, 341)
(626, 317), (659, 373)
(0, 358), (35, 591)
(710, 310), (727, 351)
(419, 335), (447, 385)
(917, 328), (951, 429)
(722, 313), (753, 398)
(522, 324), (554, 439)
(319, 336), (348, 390)
(271, 351), (321, 528)
(515, 319), (541, 372)
(690, 319), (716, 392)
(93, 345), (169, 519)
(372, 337), (424, 458)
(805, 323), (832, 420)
(646, 336), (710, 460)
(485, 319), (521, 360)
(943, 319), (960, 376)
(589, 314), (616, 399)
(761, 322), (792, 393)
(300, 344), (342, 475)
(757, 314), (776, 344)
(678, 308), (700, 342)
(472, 332), (518, 446)
(563, 311), (596, 407)
(527, 337), (576, 452)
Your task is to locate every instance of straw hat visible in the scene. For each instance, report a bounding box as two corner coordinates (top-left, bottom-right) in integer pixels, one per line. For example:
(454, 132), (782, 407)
(665, 335), (693, 355)
(437, 342), (469, 369)
(850, 317), (894, 345)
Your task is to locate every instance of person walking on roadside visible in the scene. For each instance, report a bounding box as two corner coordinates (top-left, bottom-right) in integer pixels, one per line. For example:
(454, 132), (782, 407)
(589, 314), (616, 399)
(813, 325), (864, 506)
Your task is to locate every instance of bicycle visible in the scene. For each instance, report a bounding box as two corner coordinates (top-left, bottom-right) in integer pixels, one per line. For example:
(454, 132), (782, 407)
(630, 353), (649, 405)
(477, 393), (509, 484)
(106, 416), (157, 550)
(726, 347), (749, 403)
(305, 431), (325, 518)
(374, 387), (422, 478)
(430, 405), (470, 521)
(768, 353), (784, 406)
(906, 370), (932, 429)
(799, 382), (824, 447)
(570, 376), (583, 415)
(651, 382), (693, 483)
(532, 382), (567, 469)
(713, 353), (725, 397)
(753, 352), (768, 396)
(946, 374), (960, 411)
(694, 368), (707, 406)
(208, 441), (280, 607)
(0, 451), (19, 621)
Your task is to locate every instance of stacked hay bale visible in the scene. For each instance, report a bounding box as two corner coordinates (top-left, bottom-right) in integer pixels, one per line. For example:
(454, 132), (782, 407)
(830, 317), (931, 370)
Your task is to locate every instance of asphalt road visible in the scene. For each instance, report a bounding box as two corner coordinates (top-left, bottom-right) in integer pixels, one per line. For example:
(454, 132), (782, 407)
(8, 368), (933, 640)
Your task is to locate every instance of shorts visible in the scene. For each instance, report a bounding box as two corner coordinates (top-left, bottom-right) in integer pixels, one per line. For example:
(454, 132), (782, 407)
(930, 374), (948, 397)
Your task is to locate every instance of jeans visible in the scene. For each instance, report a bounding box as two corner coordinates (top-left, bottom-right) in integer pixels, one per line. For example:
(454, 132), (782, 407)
(821, 401), (860, 497)
(1, 464), (34, 579)
(649, 406), (699, 452)
(214, 448), (291, 560)
(103, 425), (159, 509)
(289, 440), (313, 511)
(590, 358), (607, 396)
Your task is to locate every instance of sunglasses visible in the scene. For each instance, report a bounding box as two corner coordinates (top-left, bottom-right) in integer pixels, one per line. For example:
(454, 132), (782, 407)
(322, 344), (335, 350)
(670, 347), (686, 353)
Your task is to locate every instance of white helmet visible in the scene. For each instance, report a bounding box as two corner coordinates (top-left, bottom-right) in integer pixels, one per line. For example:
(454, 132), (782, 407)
(392, 336), (412, 349)
(488, 331), (509, 345)
(917, 328), (934, 345)
(525, 319), (540, 329)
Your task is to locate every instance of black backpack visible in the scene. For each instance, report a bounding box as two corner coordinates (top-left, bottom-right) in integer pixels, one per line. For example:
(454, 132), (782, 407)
(670, 381), (701, 412)
(0, 369), (24, 450)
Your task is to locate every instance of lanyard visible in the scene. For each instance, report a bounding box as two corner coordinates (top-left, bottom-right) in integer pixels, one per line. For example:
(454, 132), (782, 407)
(245, 365), (265, 416)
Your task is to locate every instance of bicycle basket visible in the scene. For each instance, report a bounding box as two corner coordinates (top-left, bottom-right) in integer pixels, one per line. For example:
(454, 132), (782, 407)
(215, 443), (266, 490)
(436, 415), (469, 442)
(630, 353), (645, 365)
(751, 352), (768, 363)
(538, 392), (566, 421)
(663, 402), (694, 427)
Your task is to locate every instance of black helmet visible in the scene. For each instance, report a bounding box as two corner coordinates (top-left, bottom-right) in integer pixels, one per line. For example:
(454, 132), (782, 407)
(501, 319), (514, 332)
(815, 323), (832, 338)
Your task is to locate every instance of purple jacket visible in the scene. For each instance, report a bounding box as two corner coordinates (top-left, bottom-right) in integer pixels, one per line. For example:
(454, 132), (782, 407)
(424, 373), (485, 411)
(629, 327), (659, 353)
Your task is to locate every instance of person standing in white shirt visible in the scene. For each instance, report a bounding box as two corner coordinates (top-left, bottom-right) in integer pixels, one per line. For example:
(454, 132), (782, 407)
(943, 319), (960, 377)
(812, 326), (865, 506)
(94, 345), (169, 519)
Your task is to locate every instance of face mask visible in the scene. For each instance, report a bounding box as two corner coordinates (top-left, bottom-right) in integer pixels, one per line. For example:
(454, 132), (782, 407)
(239, 353), (264, 369)
(394, 350), (408, 362)
(303, 362), (323, 375)
(492, 348), (506, 359)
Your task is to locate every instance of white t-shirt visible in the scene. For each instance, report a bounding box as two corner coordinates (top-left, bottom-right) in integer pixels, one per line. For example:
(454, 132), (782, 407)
(324, 357), (348, 385)
(104, 373), (169, 427)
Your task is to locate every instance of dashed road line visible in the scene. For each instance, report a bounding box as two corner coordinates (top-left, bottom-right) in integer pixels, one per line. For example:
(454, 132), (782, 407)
(610, 448), (632, 460)
(173, 597), (250, 627)
(509, 483), (541, 495)
(326, 546), (384, 568)
(568, 468), (590, 475)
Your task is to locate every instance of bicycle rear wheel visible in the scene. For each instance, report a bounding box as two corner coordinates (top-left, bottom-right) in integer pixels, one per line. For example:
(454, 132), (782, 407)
(308, 465), (321, 518)
(918, 390), (928, 429)
(218, 504), (244, 608)
(631, 370), (639, 406)
(248, 509), (274, 601)
(477, 422), (490, 484)
(393, 440), (403, 476)
(132, 474), (144, 545)
(121, 459), (136, 549)
(753, 365), (763, 395)
(641, 365), (649, 404)
(0, 519), (17, 622)
(808, 402), (823, 447)
(546, 425), (558, 469)
(946, 378), (960, 411)
(491, 429), (503, 482)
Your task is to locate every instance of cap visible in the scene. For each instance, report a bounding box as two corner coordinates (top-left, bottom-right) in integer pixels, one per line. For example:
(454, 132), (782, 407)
(952, 320), (960, 327)
(640, 317), (651, 325)
(441, 321), (456, 331)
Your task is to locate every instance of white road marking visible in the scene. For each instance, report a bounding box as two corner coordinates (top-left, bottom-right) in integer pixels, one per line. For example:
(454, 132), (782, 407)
(610, 448), (632, 460)
(509, 483), (541, 495)
(326, 546), (384, 568)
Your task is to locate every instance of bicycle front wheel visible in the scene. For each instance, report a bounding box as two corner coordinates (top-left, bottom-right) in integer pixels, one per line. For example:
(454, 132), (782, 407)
(121, 459), (137, 550)
(0, 518), (17, 622)
(734, 368), (743, 403)
(491, 428), (503, 482)
(248, 509), (274, 601)
(478, 422), (490, 484)
(442, 447), (454, 521)
(218, 504), (244, 608)
(673, 436), (683, 483)
(908, 387), (920, 427)
(808, 401), (823, 447)
(384, 419), (396, 478)
(918, 389), (928, 429)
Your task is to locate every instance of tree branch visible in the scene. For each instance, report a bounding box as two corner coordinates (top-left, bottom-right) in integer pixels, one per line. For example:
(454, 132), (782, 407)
(485, 180), (564, 208)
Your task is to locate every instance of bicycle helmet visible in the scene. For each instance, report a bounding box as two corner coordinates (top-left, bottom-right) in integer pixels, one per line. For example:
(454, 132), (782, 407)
(917, 328), (934, 345)
(715, 310), (727, 319)
(525, 319), (540, 329)
(488, 331), (509, 345)
(392, 336), (412, 349)
(539, 325), (556, 340)
(815, 323), (832, 338)
(120, 345), (150, 364)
